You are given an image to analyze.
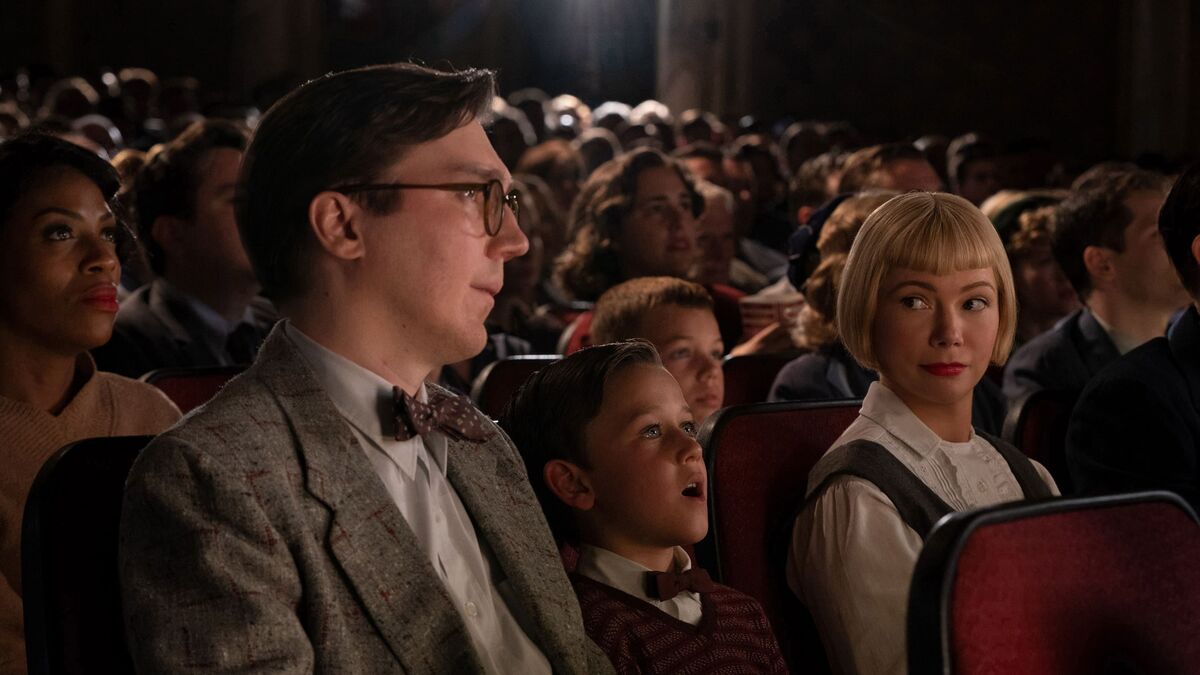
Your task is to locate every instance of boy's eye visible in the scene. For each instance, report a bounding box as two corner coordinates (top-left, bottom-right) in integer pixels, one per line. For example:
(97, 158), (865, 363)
(900, 296), (930, 310)
(668, 347), (692, 361)
(101, 226), (120, 243)
(682, 421), (698, 437)
(639, 424), (662, 439)
(964, 297), (989, 311)
(710, 349), (724, 361)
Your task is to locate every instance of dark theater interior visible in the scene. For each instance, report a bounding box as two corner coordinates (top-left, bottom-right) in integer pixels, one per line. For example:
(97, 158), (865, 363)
(1, 2), (1199, 673)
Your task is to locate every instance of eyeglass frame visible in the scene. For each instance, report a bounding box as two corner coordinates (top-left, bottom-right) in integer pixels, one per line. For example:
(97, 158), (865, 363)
(331, 179), (520, 237)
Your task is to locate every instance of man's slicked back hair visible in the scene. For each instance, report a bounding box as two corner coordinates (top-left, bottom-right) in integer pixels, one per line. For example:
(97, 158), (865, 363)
(238, 63), (496, 303)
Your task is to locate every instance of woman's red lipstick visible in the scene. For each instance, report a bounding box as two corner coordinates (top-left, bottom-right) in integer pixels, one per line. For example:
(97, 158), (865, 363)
(921, 362), (966, 376)
(82, 285), (119, 313)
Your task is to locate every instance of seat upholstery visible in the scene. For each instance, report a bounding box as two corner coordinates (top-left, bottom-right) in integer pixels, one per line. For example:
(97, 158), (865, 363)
(22, 435), (154, 675)
(141, 365), (245, 414)
(1001, 388), (1079, 493)
(470, 354), (559, 419)
(721, 352), (799, 407)
(908, 491), (1200, 675)
(697, 399), (861, 673)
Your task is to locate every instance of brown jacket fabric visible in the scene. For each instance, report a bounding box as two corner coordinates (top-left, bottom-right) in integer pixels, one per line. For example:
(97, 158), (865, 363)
(0, 357), (180, 675)
(119, 327), (612, 673)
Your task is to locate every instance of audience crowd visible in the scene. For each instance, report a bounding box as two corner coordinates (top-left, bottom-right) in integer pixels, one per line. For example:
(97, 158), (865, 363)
(1, 62), (1198, 674)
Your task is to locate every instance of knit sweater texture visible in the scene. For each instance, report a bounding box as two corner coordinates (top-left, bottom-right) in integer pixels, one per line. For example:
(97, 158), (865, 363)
(572, 574), (789, 674)
(0, 356), (180, 675)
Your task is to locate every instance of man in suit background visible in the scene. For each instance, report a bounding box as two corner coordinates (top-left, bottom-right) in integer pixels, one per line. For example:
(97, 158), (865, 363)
(1003, 168), (1187, 401)
(119, 63), (611, 673)
(1067, 165), (1200, 511)
(93, 118), (275, 378)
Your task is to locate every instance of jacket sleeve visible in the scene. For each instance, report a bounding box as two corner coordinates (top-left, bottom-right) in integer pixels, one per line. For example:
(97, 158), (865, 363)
(119, 435), (314, 673)
(1067, 371), (1199, 508)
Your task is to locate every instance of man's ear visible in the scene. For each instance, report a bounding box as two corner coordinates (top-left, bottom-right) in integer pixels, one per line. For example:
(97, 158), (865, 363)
(797, 205), (815, 226)
(1082, 245), (1116, 285)
(543, 459), (595, 511)
(308, 190), (366, 261)
(149, 215), (186, 258)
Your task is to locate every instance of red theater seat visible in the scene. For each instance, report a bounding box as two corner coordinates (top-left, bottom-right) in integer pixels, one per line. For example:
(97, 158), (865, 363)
(141, 365), (245, 414)
(22, 435), (154, 675)
(908, 491), (1200, 675)
(721, 352), (798, 407)
(1002, 388), (1079, 493)
(557, 311), (594, 355)
(470, 354), (559, 419)
(697, 399), (861, 673)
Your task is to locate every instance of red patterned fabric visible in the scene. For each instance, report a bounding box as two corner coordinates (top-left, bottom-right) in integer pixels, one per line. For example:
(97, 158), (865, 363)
(703, 401), (860, 671)
(948, 500), (1200, 674)
(572, 574), (788, 674)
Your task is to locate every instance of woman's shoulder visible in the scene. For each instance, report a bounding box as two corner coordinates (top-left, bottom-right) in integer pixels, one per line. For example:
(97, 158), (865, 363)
(93, 371), (181, 433)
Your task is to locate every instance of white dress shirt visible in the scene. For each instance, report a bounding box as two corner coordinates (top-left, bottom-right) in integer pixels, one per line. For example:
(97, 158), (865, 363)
(575, 545), (704, 626)
(286, 323), (551, 675)
(788, 382), (1058, 675)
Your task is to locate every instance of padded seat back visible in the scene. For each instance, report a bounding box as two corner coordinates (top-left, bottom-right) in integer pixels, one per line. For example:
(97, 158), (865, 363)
(721, 352), (799, 407)
(1002, 388), (1079, 492)
(908, 491), (1200, 674)
(22, 435), (153, 675)
(470, 355), (559, 419)
(697, 399), (861, 672)
(141, 365), (245, 414)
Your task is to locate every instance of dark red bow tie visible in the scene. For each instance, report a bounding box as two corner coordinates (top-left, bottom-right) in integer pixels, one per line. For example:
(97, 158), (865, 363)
(646, 566), (715, 600)
(392, 386), (493, 443)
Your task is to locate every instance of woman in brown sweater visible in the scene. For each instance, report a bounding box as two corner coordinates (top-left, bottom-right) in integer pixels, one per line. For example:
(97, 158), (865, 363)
(0, 134), (181, 674)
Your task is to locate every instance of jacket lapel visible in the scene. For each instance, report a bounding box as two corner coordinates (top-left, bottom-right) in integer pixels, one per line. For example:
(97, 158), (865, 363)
(252, 329), (485, 673)
(439, 407), (589, 673)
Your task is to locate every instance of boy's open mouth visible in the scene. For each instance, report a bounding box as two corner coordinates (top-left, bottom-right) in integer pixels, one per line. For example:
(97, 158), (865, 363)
(682, 482), (702, 498)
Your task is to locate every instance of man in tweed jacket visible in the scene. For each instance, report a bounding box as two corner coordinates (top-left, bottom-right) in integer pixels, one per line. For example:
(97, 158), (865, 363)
(119, 63), (612, 673)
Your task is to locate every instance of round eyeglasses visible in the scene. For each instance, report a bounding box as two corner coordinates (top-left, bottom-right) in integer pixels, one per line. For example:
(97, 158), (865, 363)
(333, 179), (519, 236)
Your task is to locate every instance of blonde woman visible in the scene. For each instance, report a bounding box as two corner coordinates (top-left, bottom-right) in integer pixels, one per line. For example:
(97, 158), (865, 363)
(788, 192), (1058, 675)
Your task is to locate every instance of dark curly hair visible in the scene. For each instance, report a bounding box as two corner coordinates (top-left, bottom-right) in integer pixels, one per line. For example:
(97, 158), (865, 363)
(552, 147), (702, 302)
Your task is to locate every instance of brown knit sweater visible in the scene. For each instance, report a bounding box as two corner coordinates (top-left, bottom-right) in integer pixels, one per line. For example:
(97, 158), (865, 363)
(0, 356), (179, 675)
(572, 574), (789, 674)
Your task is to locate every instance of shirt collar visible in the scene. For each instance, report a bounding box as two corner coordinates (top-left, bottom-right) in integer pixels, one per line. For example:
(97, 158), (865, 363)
(284, 321), (446, 480)
(858, 381), (974, 458)
(574, 545), (693, 602)
(1088, 306), (1157, 356)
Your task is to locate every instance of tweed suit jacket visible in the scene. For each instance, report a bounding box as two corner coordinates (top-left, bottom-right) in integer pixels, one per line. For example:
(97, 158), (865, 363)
(119, 327), (612, 673)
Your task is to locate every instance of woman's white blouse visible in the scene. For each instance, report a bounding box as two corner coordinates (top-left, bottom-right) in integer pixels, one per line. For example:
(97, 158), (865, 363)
(787, 381), (1058, 675)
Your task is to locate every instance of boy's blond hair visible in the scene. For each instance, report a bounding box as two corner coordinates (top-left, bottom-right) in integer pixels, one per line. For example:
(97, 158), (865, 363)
(837, 192), (1017, 370)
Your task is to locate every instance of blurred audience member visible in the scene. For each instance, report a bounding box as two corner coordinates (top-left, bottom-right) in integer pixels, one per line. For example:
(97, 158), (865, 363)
(780, 121), (828, 176)
(1005, 204), (1080, 345)
(947, 133), (1002, 206)
(555, 148), (702, 303)
(1004, 168), (1186, 400)
(38, 76), (100, 120)
(486, 97), (536, 170)
(573, 127), (621, 177)
(0, 134), (180, 673)
(838, 143), (943, 194)
(509, 87), (551, 143)
(914, 134), (950, 185)
(591, 277), (725, 422)
(677, 108), (722, 147)
(692, 181), (767, 293)
(517, 139), (583, 217)
(1067, 163), (1200, 511)
(93, 119), (276, 377)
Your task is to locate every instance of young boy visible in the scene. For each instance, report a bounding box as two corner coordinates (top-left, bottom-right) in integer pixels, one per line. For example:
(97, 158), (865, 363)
(499, 341), (787, 674)
(590, 277), (726, 423)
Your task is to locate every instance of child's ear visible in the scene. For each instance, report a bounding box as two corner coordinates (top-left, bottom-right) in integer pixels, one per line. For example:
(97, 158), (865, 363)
(544, 459), (595, 511)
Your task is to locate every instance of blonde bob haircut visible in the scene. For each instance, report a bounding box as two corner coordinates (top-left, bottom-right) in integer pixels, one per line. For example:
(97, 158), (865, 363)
(837, 192), (1017, 370)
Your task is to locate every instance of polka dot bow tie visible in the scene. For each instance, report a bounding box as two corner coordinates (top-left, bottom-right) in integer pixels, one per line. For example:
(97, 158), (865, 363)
(645, 566), (715, 600)
(392, 386), (494, 443)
